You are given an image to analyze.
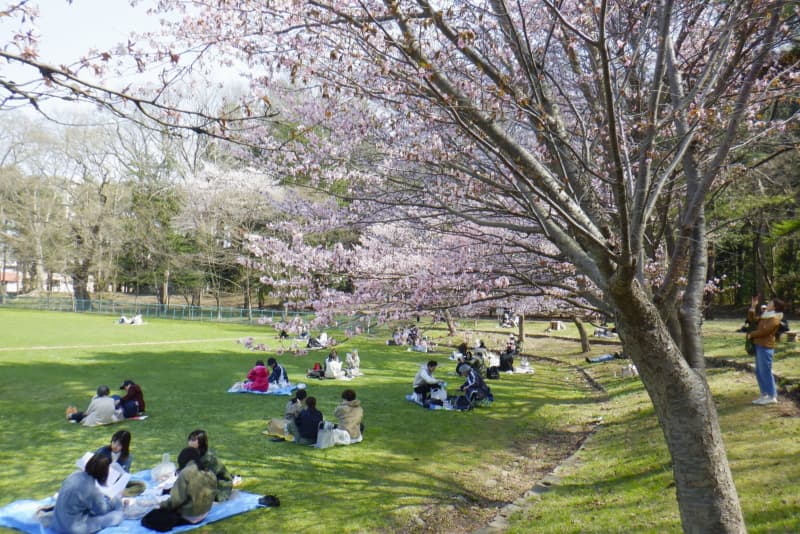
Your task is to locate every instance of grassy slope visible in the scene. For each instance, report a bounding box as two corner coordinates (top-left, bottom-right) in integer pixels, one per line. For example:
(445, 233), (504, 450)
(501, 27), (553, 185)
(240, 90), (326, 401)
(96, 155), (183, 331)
(504, 318), (800, 534)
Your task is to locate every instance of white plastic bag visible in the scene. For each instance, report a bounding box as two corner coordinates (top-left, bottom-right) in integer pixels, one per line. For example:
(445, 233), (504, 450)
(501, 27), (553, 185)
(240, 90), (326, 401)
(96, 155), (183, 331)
(150, 453), (176, 483)
(316, 421), (336, 448)
(430, 386), (448, 402)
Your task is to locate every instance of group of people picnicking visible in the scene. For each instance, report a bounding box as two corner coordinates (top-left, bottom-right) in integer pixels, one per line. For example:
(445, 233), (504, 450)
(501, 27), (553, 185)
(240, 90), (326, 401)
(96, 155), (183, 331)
(66, 379), (146, 426)
(40, 428), (236, 533)
(234, 358), (289, 392)
(47, 326), (511, 533)
(412, 357), (494, 410)
(263, 388), (365, 446)
(305, 349), (362, 379)
(388, 325), (435, 352)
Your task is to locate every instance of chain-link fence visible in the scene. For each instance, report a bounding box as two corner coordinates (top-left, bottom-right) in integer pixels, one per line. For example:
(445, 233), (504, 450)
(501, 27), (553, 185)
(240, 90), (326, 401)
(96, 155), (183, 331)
(0, 295), (313, 324)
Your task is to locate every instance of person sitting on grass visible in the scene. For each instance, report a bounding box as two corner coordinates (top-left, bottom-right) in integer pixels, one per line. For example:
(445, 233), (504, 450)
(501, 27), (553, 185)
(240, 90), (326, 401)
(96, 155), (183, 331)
(412, 360), (443, 403)
(116, 379), (145, 418)
(267, 357), (289, 387)
(243, 360), (269, 392)
(286, 396), (323, 445)
(324, 350), (344, 379)
(141, 447), (216, 532)
(265, 388), (308, 441)
(457, 363), (492, 406)
(42, 453), (124, 534)
(333, 389), (364, 443)
(95, 430), (133, 472)
(344, 349), (362, 377)
(186, 429), (234, 502)
(66, 385), (123, 427)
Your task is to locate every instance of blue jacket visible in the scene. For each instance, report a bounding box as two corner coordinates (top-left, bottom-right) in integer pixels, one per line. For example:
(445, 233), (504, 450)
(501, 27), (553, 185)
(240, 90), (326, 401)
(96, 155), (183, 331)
(268, 364), (288, 384)
(294, 408), (323, 440)
(95, 445), (132, 473)
(52, 471), (121, 534)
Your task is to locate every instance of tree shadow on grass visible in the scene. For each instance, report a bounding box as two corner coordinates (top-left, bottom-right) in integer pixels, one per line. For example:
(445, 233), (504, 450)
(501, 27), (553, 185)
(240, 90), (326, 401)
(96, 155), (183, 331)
(0, 338), (603, 533)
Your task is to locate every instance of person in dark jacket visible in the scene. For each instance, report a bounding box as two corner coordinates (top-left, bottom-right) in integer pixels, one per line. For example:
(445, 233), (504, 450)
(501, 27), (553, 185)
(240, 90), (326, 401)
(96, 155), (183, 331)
(267, 357), (288, 386)
(118, 380), (145, 417)
(286, 396), (323, 445)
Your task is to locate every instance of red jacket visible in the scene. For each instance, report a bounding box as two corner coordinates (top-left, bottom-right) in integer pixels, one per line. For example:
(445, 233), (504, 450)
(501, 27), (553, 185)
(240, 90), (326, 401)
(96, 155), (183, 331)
(245, 365), (269, 391)
(121, 383), (146, 413)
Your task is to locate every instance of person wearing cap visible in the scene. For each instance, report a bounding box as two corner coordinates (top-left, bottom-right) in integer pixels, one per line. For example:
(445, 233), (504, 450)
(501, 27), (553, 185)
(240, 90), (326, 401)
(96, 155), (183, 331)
(117, 380), (145, 418)
(141, 447), (216, 531)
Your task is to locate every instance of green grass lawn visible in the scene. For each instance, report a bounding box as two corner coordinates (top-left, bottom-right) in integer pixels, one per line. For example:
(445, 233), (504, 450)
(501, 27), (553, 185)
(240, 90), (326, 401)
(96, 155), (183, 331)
(1, 310), (798, 533)
(0, 309), (600, 533)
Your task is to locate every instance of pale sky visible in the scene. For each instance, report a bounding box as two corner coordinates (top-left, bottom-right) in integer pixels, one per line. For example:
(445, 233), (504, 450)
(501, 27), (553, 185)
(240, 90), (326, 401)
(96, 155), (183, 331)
(36, 0), (158, 65)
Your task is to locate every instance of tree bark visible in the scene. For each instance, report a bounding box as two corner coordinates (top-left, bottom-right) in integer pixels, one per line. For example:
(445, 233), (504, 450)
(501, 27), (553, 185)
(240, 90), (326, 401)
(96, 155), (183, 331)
(71, 267), (91, 311)
(444, 308), (457, 336)
(573, 316), (591, 353)
(612, 280), (745, 533)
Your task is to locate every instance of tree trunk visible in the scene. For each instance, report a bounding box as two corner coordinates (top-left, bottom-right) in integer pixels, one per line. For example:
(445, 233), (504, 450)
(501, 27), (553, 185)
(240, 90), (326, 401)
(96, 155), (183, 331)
(573, 316), (590, 353)
(71, 267), (92, 311)
(443, 308), (457, 336)
(517, 314), (525, 348)
(612, 280), (745, 533)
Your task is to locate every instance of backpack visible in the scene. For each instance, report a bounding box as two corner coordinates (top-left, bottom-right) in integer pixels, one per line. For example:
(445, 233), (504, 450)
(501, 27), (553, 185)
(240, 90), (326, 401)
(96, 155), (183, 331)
(486, 366), (500, 380)
(775, 319), (789, 341)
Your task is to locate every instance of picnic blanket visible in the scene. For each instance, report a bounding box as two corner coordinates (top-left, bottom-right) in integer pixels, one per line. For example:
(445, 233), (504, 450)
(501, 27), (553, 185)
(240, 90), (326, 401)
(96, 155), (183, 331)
(69, 415), (148, 426)
(227, 383), (299, 395)
(405, 394), (457, 411)
(0, 470), (263, 534)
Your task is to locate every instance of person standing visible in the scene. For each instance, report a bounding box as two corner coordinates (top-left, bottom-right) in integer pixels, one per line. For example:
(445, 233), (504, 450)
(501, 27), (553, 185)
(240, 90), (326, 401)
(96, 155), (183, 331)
(747, 296), (785, 405)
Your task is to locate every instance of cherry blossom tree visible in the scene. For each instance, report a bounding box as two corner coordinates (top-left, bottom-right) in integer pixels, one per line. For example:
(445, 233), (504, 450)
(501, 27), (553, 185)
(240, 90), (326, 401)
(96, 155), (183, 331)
(3, 1), (798, 531)
(151, 2), (793, 531)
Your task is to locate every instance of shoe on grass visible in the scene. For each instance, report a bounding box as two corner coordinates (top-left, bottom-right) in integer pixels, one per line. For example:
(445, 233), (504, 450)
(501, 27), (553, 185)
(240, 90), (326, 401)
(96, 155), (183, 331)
(753, 396), (777, 405)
